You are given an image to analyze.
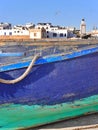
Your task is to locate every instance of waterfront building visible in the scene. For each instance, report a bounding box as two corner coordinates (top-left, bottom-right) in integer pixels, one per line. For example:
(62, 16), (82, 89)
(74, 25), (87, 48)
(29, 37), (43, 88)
(80, 19), (86, 35)
(91, 29), (98, 37)
(46, 26), (67, 38)
(46, 28), (72, 38)
(0, 26), (46, 40)
(0, 27), (29, 41)
(35, 23), (75, 38)
(25, 23), (35, 29)
(35, 23), (52, 30)
(0, 22), (76, 40)
(29, 28), (46, 39)
(0, 28), (29, 36)
(0, 22), (12, 30)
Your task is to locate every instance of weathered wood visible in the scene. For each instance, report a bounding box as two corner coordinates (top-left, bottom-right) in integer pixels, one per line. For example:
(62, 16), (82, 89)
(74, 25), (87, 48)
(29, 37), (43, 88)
(39, 124), (98, 130)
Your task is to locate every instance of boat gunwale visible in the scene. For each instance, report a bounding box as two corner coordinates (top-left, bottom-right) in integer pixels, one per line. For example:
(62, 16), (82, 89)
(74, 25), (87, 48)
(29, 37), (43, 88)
(0, 45), (98, 72)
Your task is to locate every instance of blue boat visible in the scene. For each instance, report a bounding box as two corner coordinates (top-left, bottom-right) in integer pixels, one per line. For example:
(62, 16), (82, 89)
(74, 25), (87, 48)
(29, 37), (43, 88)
(0, 44), (98, 129)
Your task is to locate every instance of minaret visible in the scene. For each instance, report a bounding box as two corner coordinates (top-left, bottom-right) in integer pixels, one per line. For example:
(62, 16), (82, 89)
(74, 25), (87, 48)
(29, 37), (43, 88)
(80, 19), (86, 36)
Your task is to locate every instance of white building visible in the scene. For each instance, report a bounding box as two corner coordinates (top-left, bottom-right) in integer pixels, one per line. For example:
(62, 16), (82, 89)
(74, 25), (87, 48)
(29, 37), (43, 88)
(0, 22), (12, 30)
(35, 23), (52, 30)
(35, 23), (75, 38)
(46, 28), (68, 38)
(0, 28), (29, 36)
(0, 26), (30, 41)
(0, 26), (47, 40)
(0, 22), (75, 40)
(80, 19), (86, 35)
(25, 23), (35, 28)
(90, 29), (98, 37)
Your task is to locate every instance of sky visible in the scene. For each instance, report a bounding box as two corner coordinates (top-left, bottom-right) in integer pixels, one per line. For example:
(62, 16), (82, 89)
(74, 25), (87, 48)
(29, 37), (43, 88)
(0, 0), (98, 31)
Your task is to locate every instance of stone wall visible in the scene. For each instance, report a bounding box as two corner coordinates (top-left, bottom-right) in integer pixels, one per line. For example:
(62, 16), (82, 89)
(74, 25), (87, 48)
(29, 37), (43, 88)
(0, 35), (30, 41)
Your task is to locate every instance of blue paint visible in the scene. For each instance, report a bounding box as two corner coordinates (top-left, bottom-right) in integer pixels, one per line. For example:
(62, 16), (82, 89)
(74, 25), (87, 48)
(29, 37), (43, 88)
(0, 45), (98, 129)
(1, 45), (98, 72)
(0, 46), (98, 105)
(0, 52), (24, 57)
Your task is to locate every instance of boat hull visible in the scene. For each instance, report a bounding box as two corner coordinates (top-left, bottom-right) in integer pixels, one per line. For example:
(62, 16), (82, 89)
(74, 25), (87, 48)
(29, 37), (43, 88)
(0, 50), (98, 129)
(0, 95), (98, 130)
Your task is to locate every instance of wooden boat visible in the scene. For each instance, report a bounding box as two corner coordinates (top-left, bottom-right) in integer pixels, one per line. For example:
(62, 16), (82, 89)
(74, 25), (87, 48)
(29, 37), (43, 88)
(0, 44), (98, 129)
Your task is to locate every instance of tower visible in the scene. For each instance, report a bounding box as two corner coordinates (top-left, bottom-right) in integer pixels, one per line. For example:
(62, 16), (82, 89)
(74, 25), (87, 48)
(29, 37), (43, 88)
(80, 19), (86, 35)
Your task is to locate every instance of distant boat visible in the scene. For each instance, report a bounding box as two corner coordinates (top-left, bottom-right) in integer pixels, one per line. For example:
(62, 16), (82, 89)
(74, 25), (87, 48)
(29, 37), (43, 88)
(0, 44), (98, 129)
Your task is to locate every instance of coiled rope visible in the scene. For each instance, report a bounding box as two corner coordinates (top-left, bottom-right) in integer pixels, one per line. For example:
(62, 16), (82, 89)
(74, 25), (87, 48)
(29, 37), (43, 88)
(0, 54), (39, 84)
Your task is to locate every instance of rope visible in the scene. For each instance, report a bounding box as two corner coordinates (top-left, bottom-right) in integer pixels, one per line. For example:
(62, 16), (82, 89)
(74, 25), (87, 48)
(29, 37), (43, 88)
(0, 54), (39, 84)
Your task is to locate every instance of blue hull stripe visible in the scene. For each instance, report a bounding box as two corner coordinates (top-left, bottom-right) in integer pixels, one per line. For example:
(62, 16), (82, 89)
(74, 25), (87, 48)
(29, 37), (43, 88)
(0, 46), (98, 72)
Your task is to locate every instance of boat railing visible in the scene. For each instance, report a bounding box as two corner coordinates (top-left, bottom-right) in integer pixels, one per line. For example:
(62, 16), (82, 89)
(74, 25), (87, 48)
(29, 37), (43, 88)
(0, 44), (98, 66)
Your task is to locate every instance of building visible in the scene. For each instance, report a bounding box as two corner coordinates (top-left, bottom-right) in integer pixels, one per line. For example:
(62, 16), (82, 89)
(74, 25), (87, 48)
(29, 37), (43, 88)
(0, 22), (12, 30)
(0, 27), (30, 41)
(0, 22), (76, 40)
(35, 23), (52, 30)
(46, 28), (71, 38)
(80, 19), (86, 35)
(35, 23), (75, 38)
(25, 23), (35, 29)
(29, 28), (46, 39)
(0, 28), (29, 36)
(90, 29), (98, 37)
(0, 27), (47, 40)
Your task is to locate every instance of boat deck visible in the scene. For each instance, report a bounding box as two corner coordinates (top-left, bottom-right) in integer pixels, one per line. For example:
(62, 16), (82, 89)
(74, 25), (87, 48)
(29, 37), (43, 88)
(0, 43), (98, 66)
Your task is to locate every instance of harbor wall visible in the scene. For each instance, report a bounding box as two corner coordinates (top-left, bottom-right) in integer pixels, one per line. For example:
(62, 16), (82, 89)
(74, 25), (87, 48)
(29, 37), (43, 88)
(0, 35), (30, 42)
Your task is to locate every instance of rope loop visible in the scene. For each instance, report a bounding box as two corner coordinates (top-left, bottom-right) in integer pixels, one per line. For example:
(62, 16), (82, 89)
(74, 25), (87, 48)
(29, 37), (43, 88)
(0, 54), (40, 84)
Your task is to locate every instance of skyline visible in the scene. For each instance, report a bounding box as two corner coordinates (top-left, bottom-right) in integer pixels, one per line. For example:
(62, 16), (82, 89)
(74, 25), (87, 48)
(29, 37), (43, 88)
(0, 0), (98, 31)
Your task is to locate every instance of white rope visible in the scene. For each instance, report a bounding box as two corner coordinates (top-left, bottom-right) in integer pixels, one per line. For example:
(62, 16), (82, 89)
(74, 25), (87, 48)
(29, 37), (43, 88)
(0, 54), (39, 84)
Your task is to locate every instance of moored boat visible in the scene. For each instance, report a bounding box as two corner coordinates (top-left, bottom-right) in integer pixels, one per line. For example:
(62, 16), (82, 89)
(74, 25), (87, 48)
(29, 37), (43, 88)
(0, 44), (98, 129)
